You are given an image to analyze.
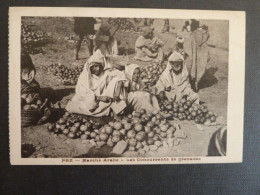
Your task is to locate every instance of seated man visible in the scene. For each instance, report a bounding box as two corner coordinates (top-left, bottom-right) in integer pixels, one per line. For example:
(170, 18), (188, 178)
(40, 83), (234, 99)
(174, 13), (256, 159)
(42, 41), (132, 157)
(134, 27), (164, 62)
(155, 52), (199, 104)
(66, 50), (127, 117)
(93, 22), (119, 56)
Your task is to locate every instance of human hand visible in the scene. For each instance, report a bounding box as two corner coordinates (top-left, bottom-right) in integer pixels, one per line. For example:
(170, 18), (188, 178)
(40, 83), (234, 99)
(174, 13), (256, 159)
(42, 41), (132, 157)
(165, 86), (171, 92)
(97, 96), (113, 103)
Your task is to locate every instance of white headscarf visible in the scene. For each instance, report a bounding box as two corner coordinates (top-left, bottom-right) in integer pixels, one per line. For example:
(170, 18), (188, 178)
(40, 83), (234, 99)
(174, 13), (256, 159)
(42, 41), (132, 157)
(125, 64), (141, 91)
(156, 52), (189, 91)
(125, 64), (140, 82)
(79, 49), (112, 91)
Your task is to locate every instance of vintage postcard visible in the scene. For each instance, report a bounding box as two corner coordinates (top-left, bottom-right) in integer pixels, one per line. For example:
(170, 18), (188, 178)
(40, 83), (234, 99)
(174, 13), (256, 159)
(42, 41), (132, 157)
(9, 7), (245, 165)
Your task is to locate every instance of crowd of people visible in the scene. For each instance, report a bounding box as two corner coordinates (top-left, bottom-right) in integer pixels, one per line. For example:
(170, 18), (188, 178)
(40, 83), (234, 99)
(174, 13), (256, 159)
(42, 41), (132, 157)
(21, 18), (228, 156)
(21, 18), (211, 118)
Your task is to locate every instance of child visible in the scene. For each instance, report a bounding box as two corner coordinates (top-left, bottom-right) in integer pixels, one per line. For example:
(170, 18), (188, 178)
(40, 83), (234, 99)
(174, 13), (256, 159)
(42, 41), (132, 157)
(125, 64), (160, 113)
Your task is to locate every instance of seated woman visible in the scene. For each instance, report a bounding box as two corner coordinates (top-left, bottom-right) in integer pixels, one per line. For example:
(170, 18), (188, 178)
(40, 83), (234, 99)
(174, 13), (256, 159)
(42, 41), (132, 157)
(125, 64), (160, 113)
(21, 51), (40, 94)
(134, 27), (164, 62)
(93, 22), (119, 56)
(155, 52), (199, 104)
(66, 50), (127, 117)
(21, 51), (50, 124)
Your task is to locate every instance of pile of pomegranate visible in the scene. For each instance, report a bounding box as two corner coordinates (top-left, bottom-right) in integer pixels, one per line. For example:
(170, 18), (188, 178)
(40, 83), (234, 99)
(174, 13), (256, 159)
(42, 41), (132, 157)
(48, 109), (181, 155)
(21, 23), (47, 54)
(159, 96), (217, 125)
(40, 63), (84, 85)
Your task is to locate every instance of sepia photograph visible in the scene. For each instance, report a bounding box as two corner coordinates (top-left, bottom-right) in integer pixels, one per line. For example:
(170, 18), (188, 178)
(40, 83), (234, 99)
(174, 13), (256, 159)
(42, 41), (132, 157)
(9, 7), (245, 165)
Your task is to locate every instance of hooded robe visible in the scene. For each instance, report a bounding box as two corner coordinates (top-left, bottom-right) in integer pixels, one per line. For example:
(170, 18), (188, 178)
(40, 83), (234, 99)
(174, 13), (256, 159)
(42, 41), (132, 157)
(155, 52), (199, 104)
(66, 50), (127, 116)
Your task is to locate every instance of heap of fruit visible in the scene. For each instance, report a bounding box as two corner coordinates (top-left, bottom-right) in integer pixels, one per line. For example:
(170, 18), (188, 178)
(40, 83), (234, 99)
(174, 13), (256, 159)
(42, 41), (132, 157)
(47, 113), (102, 139)
(48, 109), (181, 155)
(107, 18), (139, 32)
(140, 61), (167, 86)
(21, 23), (48, 54)
(21, 93), (45, 111)
(159, 96), (217, 125)
(40, 63), (84, 85)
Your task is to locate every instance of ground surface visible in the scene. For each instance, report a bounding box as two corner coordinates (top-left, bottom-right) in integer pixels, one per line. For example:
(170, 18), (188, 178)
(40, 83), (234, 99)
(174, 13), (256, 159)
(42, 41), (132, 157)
(21, 17), (228, 158)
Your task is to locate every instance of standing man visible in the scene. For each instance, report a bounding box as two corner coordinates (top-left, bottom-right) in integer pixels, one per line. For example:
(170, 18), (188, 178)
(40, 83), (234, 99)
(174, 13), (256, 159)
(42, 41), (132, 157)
(161, 19), (170, 33)
(74, 17), (96, 60)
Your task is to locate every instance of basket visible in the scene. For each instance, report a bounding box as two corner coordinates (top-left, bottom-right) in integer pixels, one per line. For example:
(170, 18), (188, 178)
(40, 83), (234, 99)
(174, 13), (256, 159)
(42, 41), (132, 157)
(21, 109), (41, 127)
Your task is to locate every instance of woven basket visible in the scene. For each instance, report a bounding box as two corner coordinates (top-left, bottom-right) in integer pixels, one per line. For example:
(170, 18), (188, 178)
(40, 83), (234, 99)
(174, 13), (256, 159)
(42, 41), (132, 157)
(21, 109), (41, 127)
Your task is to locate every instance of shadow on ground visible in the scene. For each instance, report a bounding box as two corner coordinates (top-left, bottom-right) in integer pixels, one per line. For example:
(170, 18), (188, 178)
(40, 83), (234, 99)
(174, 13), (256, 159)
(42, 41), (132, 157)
(198, 67), (218, 90)
(41, 87), (75, 104)
(75, 145), (121, 158)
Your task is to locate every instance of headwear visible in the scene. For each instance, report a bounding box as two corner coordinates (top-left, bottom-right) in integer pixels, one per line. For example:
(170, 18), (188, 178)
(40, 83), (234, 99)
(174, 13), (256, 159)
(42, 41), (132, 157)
(21, 51), (35, 71)
(168, 51), (184, 63)
(80, 49), (111, 91)
(125, 64), (140, 82)
(156, 52), (188, 91)
(84, 49), (110, 70)
(143, 27), (154, 38)
(99, 22), (112, 33)
(176, 35), (185, 44)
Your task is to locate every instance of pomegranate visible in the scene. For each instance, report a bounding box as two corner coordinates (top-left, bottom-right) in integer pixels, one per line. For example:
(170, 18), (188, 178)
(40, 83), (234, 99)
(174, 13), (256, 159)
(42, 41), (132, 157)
(112, 130), (121, 137)
(112, 135), (120, 143)
(90, 132), (97, 138)
(68, 132), (75, 139)
(62, 129), (69, 135)
(114, 122), (123, 130)
(105, 125), (113, 135)
(153, 134), (159, 141)
(23, 105), (31, 110)
(134, 123), (143, 132)
(81, 134), (88, 140)
(80, 125), (88, 132)
(136, 142), (143, 149)
(127, 130), (136, 139)
(100, 133), (109, 141)
(132, 117), (141, 124)
(144, 126), (151, 133)
(128, 139), (137, 147)
(147, 138), (155, 145)
(124, 123), (132, 131)
(135, 131), (146, 142)
(148, 131), (155, 138)
(140, 109), (146, 115)
(160, 132), (167, 138)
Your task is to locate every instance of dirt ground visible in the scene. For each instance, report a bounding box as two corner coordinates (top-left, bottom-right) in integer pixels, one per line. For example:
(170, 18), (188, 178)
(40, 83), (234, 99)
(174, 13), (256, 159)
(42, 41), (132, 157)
(21, 17), (228, 158)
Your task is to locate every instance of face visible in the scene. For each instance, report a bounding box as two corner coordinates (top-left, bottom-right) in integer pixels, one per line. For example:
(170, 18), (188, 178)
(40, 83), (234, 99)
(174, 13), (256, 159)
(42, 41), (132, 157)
(132, 68), (140, 82)
(170, 60), (183, 73)
(90, 63), (104, 76)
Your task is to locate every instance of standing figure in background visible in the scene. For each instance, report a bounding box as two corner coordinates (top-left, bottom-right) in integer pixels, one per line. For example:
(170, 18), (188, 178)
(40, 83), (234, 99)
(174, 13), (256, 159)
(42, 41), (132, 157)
(144, 18), (154, 27)
(93, 22), (119, 56)
(161, 19), (170, 33)
(134, 27), (164, 62)
(182, 20), (191, 33)
(184, 21), (210, 91)
(74, 17), (96, 60)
